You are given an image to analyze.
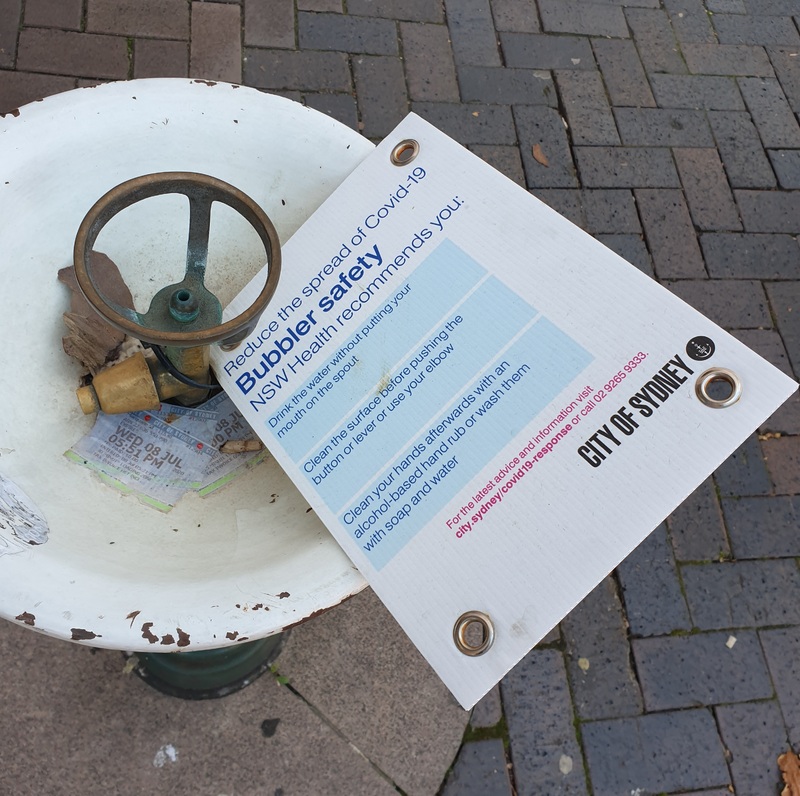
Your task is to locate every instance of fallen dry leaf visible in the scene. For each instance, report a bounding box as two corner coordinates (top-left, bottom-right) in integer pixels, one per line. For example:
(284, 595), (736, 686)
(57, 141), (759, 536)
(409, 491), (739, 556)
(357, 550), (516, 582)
(779, 749), (800, 796)
(532, 143), (549, 167)
(121, 654), (139, 675)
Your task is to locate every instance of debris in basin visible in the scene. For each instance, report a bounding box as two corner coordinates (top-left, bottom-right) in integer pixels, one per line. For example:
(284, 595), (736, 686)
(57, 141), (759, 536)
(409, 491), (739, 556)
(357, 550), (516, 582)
(220, 438), (264, 453)
(0, 473), (49, 556)
(58, 253), (136, 374)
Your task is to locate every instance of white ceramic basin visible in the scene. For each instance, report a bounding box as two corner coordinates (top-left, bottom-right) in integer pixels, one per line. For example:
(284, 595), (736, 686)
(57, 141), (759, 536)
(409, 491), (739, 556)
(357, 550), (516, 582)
(0, 79), (369, 651)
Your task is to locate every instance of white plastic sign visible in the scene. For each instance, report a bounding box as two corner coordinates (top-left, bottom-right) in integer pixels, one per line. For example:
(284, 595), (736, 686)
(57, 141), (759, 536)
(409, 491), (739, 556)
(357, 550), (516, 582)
(211, 114), (797, 708)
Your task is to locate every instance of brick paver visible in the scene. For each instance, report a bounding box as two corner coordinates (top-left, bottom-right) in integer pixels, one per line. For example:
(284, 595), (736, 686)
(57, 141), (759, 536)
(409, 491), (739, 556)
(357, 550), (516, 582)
(413, 101), (516, 145)
(667, 477), (730, 561)
(87, 0), (190, 40)
(633, 631), (774, 710)
(766, 280), (800, 377)
(538, 0), (628, 38)
(673, 147), (741, 231)
(701, 232), (800, 278)
(761, 627), (800, 748)
(683, 43), (774, 76)
(597, 233), (655, 277)
(16, 28), (129, 80)
(722, 495), (800, 558)
(244, 0), (295, 49)
(581, 710), (730, 795)
(770, 149), (800, 188)
(617, 523), (691, 636)
(710, 109), (778, 188)
(763, 434), (800, 494)
(440, 740), (513, 796)
(614, 107), (715, 147)
(556, 70), (620, 146)
(562, 578), (643, 721)
(739, 76), (800, 148)
(664, 0), (715, 44)
(718, 437), (775, 498)
(353, 55), (408, 137)
(490, 0), (540, 34)
(637, 188), (707, 278)
(133, 38), (188, 79)
(732, 330), (800, 435)
(0, 0), (22, 69)
(445, 0), (501, 68)
(298, 12), (398, 55)
(682, 559), (800, 628)
(400, 22), (459, 102)
(25, 0), (83, 31)
(514, 105), (578, 188)
(626, 7), (686, 74)
(501, 33), (593, 71)
(713, 13), (800, 46)
(575, 147), (681, 188)
(1, 3), (799, 794)
(582, 189), (640, 235)
(665, 280), (773, 329)
(716, 701), (790, 795)
(470, 684), (503, 729)
(190, 2), (241, 83)
(502, 649), (588, 796)
(592, 38), (656, 108)
(469, 144), (525, 186)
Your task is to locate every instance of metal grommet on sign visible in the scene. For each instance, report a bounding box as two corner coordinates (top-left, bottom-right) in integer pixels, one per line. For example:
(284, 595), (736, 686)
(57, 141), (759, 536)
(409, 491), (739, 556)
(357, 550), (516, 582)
(390, 139), (419, 166)
(453, 611), (495, 656)
(695, 367), (742, 408)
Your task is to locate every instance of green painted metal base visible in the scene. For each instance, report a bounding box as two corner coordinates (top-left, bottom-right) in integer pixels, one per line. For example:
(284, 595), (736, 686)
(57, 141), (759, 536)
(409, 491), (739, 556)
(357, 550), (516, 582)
(130, 633), (285, 700)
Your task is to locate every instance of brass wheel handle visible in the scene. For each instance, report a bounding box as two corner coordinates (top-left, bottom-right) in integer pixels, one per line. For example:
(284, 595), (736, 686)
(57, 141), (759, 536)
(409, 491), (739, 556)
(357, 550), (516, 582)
(73, 172), (281, 350)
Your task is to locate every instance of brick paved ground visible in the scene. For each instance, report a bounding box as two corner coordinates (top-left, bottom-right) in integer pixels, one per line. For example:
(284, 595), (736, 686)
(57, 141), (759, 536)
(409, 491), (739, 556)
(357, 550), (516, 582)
(2, 2), (800, 794)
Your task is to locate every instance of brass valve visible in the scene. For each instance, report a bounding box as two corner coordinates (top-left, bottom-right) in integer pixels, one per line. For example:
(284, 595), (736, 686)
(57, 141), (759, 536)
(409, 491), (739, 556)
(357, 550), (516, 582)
(76, 349), (209, 415)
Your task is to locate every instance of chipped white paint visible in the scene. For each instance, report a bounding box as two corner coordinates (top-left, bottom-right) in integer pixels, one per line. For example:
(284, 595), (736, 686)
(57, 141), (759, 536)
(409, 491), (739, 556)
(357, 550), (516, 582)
(559, 754), (573, 775)
(153, 744), (178, 768)
(0, 474), (49, 556)
(0, 80), (368, 649)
